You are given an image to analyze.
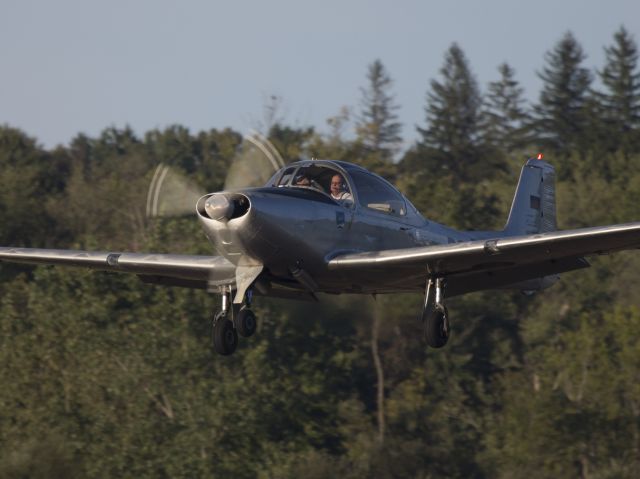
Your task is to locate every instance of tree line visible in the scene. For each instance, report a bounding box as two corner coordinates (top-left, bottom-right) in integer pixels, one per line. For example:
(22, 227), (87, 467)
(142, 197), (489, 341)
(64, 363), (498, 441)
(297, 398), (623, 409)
(1, 27), (640, 478)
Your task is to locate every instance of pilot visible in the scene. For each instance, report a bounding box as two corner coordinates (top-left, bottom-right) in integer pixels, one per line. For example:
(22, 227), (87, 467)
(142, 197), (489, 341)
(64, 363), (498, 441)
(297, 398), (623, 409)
(330, 174), (353, 205)
(295, 173), (325, 193)
(295, 175), (311, 187)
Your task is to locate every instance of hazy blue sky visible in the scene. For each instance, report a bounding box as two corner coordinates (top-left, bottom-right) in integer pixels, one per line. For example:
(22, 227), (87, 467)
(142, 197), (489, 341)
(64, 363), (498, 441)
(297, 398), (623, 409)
(2, 0), (639, 149)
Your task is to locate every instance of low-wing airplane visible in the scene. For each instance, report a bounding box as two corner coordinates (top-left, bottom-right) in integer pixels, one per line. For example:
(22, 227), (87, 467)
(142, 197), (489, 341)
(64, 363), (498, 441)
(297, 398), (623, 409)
(2, 154), (640, 355)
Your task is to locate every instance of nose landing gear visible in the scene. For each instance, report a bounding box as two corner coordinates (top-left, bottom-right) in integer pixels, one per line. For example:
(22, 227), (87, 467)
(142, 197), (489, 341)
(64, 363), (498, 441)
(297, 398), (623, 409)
(421, 277), (450, 348)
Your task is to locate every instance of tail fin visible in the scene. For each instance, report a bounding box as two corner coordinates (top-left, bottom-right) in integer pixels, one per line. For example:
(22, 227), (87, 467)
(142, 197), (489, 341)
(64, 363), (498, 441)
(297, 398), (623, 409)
(504, 157), (557, 236)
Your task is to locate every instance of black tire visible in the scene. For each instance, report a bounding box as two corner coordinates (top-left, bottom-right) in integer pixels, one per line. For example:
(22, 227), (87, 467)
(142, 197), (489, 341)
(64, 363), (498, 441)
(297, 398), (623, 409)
(236, 308), (257, 338)
(424, 306), (450, 348)
(213, 317), (238, 356)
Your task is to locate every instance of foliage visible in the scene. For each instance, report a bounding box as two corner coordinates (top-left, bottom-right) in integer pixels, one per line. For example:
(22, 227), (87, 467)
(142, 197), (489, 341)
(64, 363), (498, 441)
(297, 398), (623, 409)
(482, 63), (531, 154)
(416, 43), (488, 182)
(356, 60), (402, 165)
(595, 26), (640, 158)
(531, 31), (593, 170)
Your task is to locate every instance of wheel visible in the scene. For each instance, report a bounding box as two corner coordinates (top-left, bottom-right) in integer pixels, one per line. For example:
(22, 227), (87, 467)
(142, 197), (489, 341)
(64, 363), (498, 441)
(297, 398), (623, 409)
(424, 305), (450, 348)
(213, 316), (238, 356)
(236, 308), (257, 338)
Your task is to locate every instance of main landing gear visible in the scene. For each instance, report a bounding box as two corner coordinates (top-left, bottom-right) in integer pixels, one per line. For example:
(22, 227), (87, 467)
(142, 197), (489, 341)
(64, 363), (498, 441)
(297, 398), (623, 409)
(421, 277), (450, 348)
(212, 287), (257, 356)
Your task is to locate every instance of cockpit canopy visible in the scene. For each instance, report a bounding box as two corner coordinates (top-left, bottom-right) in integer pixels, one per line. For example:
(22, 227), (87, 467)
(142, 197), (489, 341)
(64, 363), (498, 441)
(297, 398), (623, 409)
(267, 160), (419, 218)
(274, 163), (344, 196)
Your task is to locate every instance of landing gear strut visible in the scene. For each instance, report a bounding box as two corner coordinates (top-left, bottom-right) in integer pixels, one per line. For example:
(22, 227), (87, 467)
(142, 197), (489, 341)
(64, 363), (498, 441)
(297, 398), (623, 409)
(212, 287), (237, 356)
(421, 277), (450, 348)
(211, 286), (257, 356)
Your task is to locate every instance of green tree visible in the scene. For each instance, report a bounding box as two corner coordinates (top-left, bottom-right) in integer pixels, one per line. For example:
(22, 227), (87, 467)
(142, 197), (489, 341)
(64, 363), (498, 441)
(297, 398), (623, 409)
(0, 126), (61, 248)
(531, 32), (593, 162)
(400, 44), (505, 230)
(485, 305), (640, 478)
(416, 43), (487, 182)
(355, 59), (402, 173)
(46, 127), (151, 250)
(596, 26), (640, 157)
(144, 125), (202, 174)
(482, 63), (531, 153)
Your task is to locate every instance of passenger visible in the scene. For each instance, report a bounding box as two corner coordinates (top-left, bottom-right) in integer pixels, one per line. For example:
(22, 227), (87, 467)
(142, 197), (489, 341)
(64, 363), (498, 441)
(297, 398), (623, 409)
(330, 174), (353, 204)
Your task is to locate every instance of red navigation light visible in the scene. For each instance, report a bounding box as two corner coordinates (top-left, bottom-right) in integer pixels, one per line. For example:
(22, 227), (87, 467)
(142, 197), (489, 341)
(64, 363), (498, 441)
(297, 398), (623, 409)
(537, 153), (544, 160)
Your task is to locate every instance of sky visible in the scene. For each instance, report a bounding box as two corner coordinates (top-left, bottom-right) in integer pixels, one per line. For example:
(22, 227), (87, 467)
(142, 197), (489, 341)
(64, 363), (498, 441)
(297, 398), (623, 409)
(2, 0), (639, 150)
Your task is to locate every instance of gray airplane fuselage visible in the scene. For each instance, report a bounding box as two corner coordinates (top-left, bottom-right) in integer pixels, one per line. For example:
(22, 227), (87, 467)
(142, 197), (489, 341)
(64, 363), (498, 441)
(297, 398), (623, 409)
(196, 160), (489, 295)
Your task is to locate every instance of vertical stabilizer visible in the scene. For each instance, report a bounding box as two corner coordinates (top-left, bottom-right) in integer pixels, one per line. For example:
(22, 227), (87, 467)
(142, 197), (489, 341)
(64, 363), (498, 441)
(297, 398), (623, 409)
(504, 158), (556, 236)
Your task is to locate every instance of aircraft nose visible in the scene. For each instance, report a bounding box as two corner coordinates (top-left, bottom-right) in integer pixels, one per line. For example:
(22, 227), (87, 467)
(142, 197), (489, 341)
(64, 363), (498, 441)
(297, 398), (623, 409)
(198, 193), (250, 222)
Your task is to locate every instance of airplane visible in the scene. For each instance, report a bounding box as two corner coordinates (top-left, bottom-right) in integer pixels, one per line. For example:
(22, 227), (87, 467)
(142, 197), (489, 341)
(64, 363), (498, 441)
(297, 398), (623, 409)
(1, 151), (640, 356)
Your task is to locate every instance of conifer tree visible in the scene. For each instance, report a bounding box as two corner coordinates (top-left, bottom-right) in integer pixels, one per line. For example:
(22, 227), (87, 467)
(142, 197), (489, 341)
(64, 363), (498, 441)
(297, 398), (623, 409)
(482, 63), (530, 152)
(596, 26), (640, 155)
(417, 43), (485, 181)
(531, 32), (592, 156)
(355, 59), (402, 162)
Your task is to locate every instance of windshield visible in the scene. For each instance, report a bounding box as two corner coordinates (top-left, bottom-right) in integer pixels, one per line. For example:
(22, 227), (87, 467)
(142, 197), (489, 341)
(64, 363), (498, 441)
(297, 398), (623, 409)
(274, 164), (354, 207)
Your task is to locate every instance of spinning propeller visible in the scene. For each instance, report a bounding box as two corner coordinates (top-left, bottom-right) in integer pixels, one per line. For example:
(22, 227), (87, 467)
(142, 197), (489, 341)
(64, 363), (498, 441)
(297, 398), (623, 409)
(146, 131), (286, 219)
(224, 131), (285, 190)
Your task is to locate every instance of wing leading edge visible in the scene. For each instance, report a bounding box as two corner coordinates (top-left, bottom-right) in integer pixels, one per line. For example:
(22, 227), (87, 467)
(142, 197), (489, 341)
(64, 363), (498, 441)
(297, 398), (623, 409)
(328, 222), (640, 289)
(0, 247), (236, 289)
(0, 248), (316, 300)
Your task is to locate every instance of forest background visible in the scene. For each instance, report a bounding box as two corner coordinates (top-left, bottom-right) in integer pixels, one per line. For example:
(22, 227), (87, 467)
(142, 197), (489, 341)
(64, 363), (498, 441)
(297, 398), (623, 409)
(2, 28), (640, 478)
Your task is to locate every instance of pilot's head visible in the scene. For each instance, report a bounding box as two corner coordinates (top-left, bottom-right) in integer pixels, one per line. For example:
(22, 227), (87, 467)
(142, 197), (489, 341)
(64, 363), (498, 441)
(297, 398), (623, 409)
(330, 174), (344, 196)
(295, 175), (310, 187)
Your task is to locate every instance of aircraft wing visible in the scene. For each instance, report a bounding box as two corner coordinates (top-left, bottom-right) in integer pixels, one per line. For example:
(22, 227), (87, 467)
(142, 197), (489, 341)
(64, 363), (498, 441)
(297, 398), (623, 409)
(328, 222), (640, 293)
(0, 247), (236, 290)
